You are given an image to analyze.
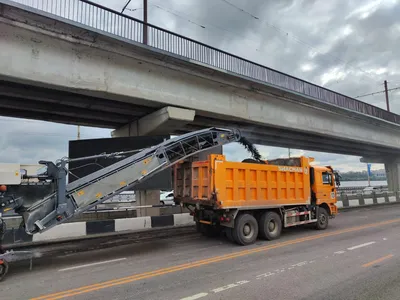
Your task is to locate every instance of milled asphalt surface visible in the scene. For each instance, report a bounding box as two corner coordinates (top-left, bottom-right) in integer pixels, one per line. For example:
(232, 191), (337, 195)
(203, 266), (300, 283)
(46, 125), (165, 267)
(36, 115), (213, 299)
(2, 204), (400, 300)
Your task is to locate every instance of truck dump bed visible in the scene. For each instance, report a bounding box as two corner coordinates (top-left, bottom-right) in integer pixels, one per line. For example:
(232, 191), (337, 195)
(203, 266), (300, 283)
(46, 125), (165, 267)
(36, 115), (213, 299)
(174, 154), (312, 209)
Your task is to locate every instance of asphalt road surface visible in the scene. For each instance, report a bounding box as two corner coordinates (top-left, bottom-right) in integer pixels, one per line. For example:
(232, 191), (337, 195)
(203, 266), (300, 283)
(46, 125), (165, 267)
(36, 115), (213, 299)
(2, 204), (400, 300)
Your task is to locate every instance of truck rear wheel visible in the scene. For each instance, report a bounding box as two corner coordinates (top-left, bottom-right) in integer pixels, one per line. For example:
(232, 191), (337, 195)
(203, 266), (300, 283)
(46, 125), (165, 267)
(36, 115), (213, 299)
(258, 211), (282, 240)
(232, 214), (258, 246)
(315, 207), (329, 230)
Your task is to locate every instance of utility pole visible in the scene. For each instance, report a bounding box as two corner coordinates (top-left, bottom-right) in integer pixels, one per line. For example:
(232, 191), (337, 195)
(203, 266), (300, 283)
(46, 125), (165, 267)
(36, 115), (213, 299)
(384, 80), (390, 111)
(367, 163), (371, 187)
(143, 0), (148, 45)
(77, 125), (81, 140)
(121, 0), (147, 44)
(288, 148), (291, 158)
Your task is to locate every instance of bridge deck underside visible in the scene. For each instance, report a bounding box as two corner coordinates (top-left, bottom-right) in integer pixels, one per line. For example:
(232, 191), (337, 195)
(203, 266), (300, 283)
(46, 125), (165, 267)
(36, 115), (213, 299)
(0, 80), (397, 158)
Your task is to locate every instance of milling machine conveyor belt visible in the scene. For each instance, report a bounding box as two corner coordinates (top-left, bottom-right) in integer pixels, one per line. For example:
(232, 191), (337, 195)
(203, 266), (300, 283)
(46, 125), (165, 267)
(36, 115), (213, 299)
(19, 127), (241, 234)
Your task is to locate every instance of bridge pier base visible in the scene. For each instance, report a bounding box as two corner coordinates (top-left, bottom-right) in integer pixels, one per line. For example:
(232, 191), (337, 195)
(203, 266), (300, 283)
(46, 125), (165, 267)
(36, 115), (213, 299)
(361, 157), (400, 192)
(135, 190), (160, 218)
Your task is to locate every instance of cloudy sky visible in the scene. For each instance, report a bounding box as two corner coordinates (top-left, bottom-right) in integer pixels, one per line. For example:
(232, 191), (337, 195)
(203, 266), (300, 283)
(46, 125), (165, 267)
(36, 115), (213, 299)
(4, 0), (400, 173)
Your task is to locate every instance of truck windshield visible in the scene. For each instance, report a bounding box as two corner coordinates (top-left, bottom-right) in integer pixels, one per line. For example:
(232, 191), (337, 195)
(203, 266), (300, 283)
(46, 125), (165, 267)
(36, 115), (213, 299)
(322, 172), (332, 185)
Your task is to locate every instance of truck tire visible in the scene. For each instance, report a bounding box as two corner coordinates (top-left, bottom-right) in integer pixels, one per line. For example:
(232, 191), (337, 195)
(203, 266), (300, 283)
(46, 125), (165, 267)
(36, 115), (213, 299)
(232, 214), (258, 246)
(315, 207), (329, 230)
(0, 260), (9, 282)
(225, 227), (234, 242)
(258, 211), (282, 240)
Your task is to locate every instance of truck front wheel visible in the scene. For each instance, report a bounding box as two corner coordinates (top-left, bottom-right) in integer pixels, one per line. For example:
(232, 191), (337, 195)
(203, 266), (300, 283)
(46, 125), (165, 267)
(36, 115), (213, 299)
(315, 207), (329, 230)
(258, 211), (282, 240)
(232, 214), (258, 246)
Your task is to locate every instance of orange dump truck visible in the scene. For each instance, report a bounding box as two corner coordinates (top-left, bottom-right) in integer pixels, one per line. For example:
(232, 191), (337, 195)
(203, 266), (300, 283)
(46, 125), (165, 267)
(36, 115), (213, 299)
(174, 154), (339, 246)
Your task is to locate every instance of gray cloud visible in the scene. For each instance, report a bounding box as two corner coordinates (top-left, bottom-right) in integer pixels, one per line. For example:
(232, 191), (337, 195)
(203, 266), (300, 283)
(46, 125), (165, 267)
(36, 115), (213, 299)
(0, 117), (111, 164)
(4, 0), (395, 174)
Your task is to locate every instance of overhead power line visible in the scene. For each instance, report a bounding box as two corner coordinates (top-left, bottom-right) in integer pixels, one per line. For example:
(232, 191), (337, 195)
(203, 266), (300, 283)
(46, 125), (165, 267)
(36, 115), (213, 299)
(355, 86), (400, 98)
(216, 0), (382, 82)
(219, 0), (259, 19)
(149, 2), (265, 49)
(151, 4), (205, 28)
(146, 0), (389, 87)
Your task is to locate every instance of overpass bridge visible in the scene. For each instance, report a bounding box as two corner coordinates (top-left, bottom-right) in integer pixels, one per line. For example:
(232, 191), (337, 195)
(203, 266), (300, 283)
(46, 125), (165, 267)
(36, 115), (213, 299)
(1, 0), (400, 191)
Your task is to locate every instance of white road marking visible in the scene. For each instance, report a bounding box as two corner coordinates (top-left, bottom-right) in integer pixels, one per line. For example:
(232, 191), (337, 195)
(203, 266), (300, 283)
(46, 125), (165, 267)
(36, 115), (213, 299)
(347, 241), (376, 251)
(256, 271), (275, 279)
(211, 280), (249, 293)
(291, 261), (308, 267)
(58, 258), (127, 272)
(257, 260), (315, 279)
(334, 251), (345, 254)
(383, 238), (388, 241)
(274, 268), (285, 273)
(180, 293), (208, 300)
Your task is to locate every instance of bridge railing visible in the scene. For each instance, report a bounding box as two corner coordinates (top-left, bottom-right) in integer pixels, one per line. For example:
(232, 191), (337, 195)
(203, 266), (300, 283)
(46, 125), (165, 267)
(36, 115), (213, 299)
(7, 0), (400, 125)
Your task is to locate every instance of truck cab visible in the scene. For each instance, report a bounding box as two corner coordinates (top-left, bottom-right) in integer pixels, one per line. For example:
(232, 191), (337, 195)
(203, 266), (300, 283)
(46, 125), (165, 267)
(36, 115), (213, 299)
(310, 166), (338, 216)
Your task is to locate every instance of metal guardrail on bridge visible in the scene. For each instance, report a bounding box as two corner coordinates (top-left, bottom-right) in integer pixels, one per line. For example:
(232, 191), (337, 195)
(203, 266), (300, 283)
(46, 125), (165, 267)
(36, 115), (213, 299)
(6, 0), (400, 125)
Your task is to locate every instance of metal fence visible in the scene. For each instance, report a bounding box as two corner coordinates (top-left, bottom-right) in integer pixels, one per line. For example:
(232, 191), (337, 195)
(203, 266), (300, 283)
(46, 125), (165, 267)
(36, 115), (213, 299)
(6, 0), (400, 125)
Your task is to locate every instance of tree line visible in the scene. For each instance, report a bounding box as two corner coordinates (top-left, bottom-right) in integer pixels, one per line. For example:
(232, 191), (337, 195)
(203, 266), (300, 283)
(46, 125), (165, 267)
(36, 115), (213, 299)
(340, 170), (386, 181)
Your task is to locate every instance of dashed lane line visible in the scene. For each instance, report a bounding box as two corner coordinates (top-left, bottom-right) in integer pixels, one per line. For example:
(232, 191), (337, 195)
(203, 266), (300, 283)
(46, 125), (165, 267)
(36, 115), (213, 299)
(211, 280), (249, 293)
(347, 241), (376, 250)
(362, 254), (394, 268)
(180, 293), (209, 300)
(58, 258), (127, 272)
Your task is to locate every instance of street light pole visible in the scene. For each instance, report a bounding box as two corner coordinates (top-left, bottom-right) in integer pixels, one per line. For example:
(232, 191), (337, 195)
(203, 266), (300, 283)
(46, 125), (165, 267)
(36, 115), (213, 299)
(143, 0), (148, 45)
(121, 0), (148, 45)
(384, 80), (390, 112)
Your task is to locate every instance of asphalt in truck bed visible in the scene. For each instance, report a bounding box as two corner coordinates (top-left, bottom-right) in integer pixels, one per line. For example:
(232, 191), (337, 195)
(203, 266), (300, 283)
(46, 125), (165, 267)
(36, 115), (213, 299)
(2, 204), (400, 300)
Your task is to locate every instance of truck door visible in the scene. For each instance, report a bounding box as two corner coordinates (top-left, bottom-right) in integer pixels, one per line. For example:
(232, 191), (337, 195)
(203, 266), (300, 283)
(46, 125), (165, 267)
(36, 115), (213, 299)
(319, 171), (335, 204)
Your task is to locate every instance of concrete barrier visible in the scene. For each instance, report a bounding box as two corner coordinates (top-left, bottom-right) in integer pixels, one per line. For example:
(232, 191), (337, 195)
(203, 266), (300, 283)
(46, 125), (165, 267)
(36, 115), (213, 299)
(3, 191), (400, 247)
(337, 191), (399, 209)
(2, 213), (195, 247)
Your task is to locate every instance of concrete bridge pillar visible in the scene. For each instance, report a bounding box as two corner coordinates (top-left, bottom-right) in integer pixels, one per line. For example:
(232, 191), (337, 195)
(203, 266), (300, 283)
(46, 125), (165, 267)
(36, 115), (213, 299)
(385, 161), (400, 192)
(112, 106), (195, 217)
(361, 157), (400, 192)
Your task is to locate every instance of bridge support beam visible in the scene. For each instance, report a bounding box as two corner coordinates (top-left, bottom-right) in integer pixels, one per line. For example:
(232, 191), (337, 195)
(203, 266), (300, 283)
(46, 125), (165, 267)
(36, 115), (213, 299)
(111, 106), (195, 138)
(361, 157), (400, 192)
(111, 106), (195, 217)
